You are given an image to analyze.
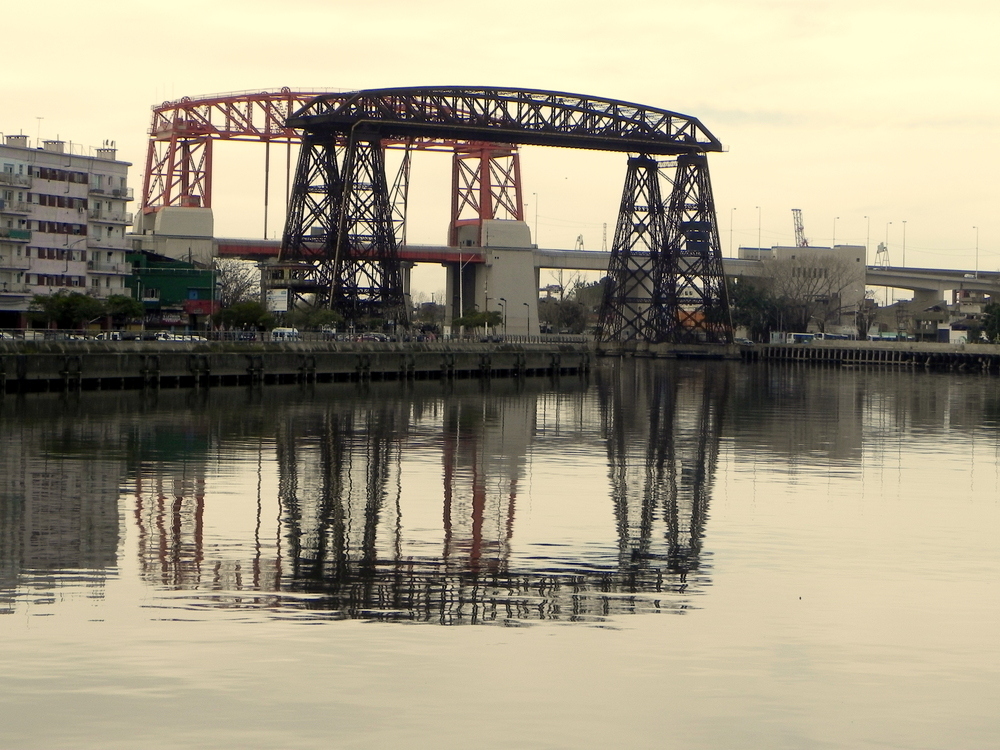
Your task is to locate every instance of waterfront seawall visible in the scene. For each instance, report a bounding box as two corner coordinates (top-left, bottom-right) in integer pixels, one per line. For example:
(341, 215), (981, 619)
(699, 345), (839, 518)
(743, 340), (1000, 370)
(0, 341), (593, 393)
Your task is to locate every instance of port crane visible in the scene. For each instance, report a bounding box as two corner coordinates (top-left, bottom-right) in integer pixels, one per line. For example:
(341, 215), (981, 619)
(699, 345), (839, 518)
(792, 208), (809, 247)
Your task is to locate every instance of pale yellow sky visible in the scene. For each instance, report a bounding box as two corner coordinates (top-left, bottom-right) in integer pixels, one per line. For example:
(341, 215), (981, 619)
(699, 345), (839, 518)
(3, 0), (998, 283)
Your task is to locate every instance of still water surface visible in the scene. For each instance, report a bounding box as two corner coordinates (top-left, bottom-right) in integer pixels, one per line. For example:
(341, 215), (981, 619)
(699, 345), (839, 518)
(1, 361), (999, 749)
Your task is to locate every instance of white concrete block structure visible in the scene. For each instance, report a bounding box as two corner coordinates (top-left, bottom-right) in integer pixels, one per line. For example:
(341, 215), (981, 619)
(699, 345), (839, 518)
(0, 134), (133, 327)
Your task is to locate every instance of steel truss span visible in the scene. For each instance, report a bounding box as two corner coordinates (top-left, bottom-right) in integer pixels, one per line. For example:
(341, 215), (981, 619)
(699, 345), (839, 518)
(143, 88), (335, 212)
(279, 85), (728, 339)
(288, 87), (722, 155)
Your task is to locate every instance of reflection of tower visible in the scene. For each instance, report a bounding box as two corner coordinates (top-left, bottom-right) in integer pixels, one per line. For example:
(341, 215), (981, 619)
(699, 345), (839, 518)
(441, 393), (532, 574)
(278, 400), (405, 603)
(600, 361), (728, 588)
(133, 462), (207, 587)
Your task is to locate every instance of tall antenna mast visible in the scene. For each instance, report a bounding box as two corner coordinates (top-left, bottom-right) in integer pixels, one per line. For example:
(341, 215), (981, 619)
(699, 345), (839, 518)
(792, 208), (809, 248)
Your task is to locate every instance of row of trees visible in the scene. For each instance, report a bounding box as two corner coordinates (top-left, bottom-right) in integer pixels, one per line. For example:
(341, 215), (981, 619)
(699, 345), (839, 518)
(29, 291), (145, 329)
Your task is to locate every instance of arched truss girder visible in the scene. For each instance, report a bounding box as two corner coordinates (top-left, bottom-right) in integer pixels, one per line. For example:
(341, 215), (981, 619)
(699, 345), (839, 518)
(288, 87), (723, 155)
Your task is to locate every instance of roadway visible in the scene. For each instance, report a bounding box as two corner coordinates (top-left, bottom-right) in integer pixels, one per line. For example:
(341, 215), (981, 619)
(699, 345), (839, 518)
(217, 238), (992, 296)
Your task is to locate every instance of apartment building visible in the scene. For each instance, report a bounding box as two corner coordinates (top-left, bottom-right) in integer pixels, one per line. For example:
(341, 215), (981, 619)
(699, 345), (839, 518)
(0, 134), (133, 327)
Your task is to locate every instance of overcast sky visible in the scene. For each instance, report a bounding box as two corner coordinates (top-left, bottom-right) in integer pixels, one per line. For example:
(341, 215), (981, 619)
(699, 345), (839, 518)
(4, 0), (998, 293)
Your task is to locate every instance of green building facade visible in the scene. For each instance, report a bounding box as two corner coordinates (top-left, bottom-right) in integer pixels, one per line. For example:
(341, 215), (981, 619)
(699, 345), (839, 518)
(125, 252), (217, 330)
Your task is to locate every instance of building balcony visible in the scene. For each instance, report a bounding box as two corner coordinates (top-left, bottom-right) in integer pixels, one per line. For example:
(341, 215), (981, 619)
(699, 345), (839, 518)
(86, 260), (132, 274)
(88, 209), (134, 224)
(86, 237), (129, 250)
(0, 173), (31, 188)
(0, 199), (31, 214)
(0, 282), (31, 295)
(91, 186), (134, 201)
(0, 256), (31, 270)
(0, 227), (31, 242)
(88, 286), (131, 300)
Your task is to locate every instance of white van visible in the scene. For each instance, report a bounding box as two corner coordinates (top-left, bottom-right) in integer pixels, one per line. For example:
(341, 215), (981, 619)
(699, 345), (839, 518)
(271, 327), (300, 342)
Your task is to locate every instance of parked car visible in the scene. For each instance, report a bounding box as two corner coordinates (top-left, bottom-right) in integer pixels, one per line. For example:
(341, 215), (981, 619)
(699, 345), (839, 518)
(271, 327), (300, 341)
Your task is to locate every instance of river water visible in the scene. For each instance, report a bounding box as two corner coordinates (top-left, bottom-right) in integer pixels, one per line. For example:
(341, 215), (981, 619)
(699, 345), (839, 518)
(1, 360), (998, 749)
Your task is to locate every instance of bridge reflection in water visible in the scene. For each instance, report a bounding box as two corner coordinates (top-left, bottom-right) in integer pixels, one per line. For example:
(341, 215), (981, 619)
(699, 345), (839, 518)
(126, 367), (726, 625)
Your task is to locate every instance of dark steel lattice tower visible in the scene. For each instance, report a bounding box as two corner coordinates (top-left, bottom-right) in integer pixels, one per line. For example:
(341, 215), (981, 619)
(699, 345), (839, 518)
(657, 153), (732, 343)
(600, 152), (732, 344)
(281, 131), (407, 326)
(599, 155), (668, 341)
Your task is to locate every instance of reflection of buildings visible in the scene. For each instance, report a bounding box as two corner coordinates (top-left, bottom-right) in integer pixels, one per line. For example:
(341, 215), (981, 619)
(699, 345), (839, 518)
(0, 400), (122, 613)
(128, 395), (282, 594)
(599, 361), (727, 594)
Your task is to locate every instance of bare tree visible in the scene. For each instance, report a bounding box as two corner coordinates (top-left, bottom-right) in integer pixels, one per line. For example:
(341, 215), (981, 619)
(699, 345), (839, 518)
(764, 255), (863, 332)
(214, 259), (260, 309)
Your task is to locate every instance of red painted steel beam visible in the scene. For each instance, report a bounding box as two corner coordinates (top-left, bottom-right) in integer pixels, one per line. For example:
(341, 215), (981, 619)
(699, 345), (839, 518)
(142, 88), (512, 218)
(216, 240), (486, 264)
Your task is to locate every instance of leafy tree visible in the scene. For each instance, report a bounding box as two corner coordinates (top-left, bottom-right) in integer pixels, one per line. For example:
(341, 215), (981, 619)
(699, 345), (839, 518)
(452, 310), (502, 329)
(413, 302), (445, 328)
(105, 294), (145, 326)
(218, 301), (272, 330)
(29, 291), (106, 329)
(537, 297), (587, 333)
(982, 303), (1000, 344)
(728, 278), (780, 342)
(283, 305), (345, 330)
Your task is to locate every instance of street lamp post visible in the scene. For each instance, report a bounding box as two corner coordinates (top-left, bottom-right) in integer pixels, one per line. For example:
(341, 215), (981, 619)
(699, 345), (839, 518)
(832, 216), (839, 248)
(883, 222), (892, 306)
(499, 298), (507, 338)
(902, 220), (907, 268)
(532, 193), (539, 247)
(755, 206), (761, 251)
(974, 226), (979, 279)
(523, 301), (530, 338)
(729, 207), (736, 256)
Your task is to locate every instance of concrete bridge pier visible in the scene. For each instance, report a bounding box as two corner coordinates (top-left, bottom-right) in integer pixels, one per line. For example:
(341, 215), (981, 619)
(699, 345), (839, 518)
(443, 220), (540, 336)
(444, 251), (539, 336)
(912, 287), (947, 307)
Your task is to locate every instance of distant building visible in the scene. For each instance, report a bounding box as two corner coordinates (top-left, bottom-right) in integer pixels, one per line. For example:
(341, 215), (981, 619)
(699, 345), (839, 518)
(0, 135), (133, 328)
(738, 243), (867, 332)
(124, 251), (216, 331)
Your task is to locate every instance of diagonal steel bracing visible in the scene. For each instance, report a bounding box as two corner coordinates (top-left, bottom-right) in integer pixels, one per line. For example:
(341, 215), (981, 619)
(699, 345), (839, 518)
(280, 133), (407, 325)
(599, 153), (731, 344)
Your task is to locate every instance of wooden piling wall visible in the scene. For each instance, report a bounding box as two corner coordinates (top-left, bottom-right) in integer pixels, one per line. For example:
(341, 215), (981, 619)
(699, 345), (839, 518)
(0, 341), (593, 393)
(741, 341), (1000, 372)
